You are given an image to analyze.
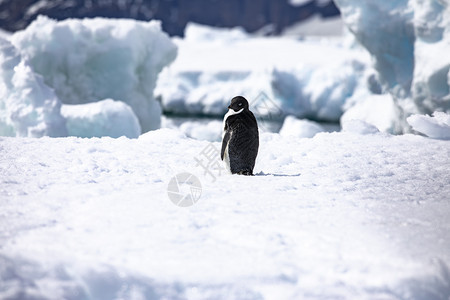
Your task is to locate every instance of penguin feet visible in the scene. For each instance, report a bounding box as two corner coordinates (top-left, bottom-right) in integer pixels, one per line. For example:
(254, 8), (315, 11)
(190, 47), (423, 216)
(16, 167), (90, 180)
(238, 170), (253, 176)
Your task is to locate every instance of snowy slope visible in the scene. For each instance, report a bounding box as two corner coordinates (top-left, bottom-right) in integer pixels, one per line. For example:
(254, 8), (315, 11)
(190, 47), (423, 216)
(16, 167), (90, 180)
(1, 129), (449, 299)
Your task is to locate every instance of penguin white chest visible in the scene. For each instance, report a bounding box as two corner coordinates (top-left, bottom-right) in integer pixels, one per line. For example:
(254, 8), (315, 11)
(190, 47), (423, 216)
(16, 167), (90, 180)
(223, 137), (231, 173)
(222, 108), (243, 173)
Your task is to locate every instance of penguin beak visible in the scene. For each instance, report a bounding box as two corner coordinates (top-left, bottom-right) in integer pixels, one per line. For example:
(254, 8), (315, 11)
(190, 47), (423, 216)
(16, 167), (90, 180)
(228, 105), (231, 109)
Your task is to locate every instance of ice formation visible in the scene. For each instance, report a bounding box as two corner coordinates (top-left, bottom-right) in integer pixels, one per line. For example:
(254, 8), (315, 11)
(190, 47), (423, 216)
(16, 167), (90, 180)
(61, 99), (141, 138)
(340, 94), (398, 133)
(407, 111), (450, 140)
(11, 16), (177, 133)
(156, 23), (373, 122)
(341, 119), (380, 135)
(334, 0), (450, 132)
(279, 115), (325, 138)
(0, 38), (66, 137)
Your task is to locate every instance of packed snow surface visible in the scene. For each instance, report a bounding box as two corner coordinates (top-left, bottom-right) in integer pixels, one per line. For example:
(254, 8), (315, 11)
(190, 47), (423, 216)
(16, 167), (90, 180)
(340, 94), (398, 133)
(1, 129), (449, 299)
(11, 16), (177, 133)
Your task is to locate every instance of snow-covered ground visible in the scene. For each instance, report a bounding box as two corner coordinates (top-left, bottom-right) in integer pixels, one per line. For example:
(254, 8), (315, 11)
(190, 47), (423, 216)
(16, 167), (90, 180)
(1, 128), (450, 299)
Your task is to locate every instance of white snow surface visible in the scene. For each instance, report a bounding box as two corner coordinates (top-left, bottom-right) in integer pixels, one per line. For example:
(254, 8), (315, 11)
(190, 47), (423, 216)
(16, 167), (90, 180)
(11, 16), (177, 133)
(1, 130), (450, 299)
(0, 38), (67, 137)
(407, 111), (450, 140)
(341, 94), (398, 133)
(279, 116), (325, 138)
(334, 0), (450, 131)
(156, 23), (373, 122)
(341, 119), (380, 135)
(61, 99), (141, 138)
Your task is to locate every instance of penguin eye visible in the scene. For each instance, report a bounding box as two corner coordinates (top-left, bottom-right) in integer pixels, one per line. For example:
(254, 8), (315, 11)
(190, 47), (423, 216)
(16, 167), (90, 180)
(239, 103), (242, 106)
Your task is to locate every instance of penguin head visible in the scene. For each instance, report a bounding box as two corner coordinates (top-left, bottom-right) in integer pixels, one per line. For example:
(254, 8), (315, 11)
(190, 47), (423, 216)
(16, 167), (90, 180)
(228, 96), (249, 112)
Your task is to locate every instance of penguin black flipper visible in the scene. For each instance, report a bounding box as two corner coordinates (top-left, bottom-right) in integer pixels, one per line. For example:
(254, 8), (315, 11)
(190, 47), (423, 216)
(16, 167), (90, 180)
(221, 130), (230, 160)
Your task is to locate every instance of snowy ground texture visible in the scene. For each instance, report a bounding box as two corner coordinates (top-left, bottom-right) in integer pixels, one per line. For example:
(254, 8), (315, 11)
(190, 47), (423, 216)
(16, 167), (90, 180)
(1, 128), (450, 300)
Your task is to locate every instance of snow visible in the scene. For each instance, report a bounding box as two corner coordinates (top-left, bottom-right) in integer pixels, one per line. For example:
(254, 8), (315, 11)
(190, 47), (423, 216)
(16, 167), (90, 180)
(11, 16), (177, 133)
(156, 24), (372, 122)
(341, 119), (379, 135)
(279, 116), (325, 138)
(0, 38), (67, 137)
(407, 111), (450, 140)
(61, 99), (141, 138)
(340, 94), (398, 133)
(334, 0), (450, 131)
(162, 116), (222, 141)
(1, 130), (449, 299)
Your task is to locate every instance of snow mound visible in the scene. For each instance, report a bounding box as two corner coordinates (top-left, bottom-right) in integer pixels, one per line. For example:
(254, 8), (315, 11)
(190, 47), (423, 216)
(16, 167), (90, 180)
(341, 94), (398, 133)
(334, 0), (450, 132)
(0, 38), (66, 137)
(162, 117), (222, 141)
(279, 115), (325, 138)
(341, 119), (380, 135)
(407, 111), (450, 140)
(156, 25), (372, 122)
(61, 99), (141, 138)
(11, 16), (177, 133)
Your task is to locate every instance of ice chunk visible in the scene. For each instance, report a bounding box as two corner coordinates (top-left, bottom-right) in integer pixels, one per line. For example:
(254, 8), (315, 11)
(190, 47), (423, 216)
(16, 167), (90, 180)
(279, 116), (325, 138)
(11, 16), (177, 133)
(341, 94), (398, 133)
(341, 119), (380, 135)
(0, 38), (66, 137)
(61, 99), (141, 138)
(407, 111), (450, 140)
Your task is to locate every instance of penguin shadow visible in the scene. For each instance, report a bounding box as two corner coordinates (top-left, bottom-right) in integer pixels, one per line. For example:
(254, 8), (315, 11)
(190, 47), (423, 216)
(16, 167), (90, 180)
(255, 171), (301, 177)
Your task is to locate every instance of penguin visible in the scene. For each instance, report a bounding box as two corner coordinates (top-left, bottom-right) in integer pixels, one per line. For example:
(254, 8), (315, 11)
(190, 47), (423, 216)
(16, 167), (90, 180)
(221, 96), (259, 175)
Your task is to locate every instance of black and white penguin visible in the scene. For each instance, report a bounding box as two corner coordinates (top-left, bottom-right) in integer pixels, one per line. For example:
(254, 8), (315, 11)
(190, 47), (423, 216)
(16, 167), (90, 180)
(221, 96), (259, 175)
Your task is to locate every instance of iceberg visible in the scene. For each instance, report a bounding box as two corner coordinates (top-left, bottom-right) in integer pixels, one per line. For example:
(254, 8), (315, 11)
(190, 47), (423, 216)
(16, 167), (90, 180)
(11, 16), (177, 133)
(61, 99), (141, 138)
(334, 0), (450, 132)
(407, 111), (450, 140)
(0, 38), (66, 137)
(340, 94), (398, 133)
(156, 23), (373, 123)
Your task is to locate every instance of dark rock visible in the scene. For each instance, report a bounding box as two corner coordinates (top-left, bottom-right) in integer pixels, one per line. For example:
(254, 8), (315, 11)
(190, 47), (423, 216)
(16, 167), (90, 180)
(0, 0), (339, 36)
